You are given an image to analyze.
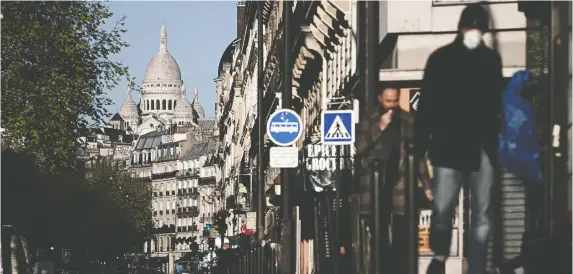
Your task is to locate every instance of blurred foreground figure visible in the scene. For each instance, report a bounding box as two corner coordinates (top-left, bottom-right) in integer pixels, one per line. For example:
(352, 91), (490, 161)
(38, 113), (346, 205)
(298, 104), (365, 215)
(414, 4), (504, 274)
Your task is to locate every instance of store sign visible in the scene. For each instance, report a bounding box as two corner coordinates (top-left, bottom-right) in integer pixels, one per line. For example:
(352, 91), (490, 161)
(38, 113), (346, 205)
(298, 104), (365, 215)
(304, 144), (354, 171)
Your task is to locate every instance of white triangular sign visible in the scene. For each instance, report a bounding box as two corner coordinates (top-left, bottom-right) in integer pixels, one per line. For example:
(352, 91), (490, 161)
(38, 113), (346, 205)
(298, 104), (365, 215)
(325, 115), (351, 140)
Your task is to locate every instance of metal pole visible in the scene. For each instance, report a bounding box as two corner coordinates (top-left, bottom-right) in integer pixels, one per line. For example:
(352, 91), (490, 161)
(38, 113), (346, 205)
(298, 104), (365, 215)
(545, 0), (555, 232)
(405, 142), (419, 274)
(281, 1), (294, 274)
(365, 0), (378, 116)
(549, 1), (570, 235)
(256, 0), (265, 242)
(334, 145), (341, 274)
(365, 2), (380, 273)
(250, 167), (254, 209)
(352, 2), (367, 273)
(371, 160), (384, 274)
(257, 3), (266, 274)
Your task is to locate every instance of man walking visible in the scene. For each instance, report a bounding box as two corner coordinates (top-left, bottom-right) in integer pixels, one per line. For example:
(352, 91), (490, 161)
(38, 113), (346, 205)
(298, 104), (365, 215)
(414, 4), (504, 274)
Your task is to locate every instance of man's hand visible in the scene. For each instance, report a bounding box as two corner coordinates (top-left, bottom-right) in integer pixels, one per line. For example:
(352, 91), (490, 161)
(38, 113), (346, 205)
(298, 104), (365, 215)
(379, 109), (393, 131)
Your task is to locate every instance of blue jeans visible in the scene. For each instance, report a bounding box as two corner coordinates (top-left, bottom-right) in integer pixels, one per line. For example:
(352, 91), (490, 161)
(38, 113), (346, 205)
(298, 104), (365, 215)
(429, 149), (494, 274)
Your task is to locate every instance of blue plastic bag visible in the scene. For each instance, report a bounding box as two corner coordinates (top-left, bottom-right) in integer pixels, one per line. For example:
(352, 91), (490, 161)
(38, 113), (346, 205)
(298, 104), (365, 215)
(498, 70), (543, 183)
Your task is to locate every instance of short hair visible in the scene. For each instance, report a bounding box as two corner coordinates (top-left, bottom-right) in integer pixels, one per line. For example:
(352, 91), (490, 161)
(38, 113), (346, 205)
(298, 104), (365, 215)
(379, 85), (399, 96)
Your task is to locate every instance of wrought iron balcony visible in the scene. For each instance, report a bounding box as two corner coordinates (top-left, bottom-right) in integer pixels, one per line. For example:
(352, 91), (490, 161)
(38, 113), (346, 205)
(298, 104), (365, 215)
(177, 187), (199, 197)
(176, 206), (200, 217)
(152, 171), (177, 180)
(155, 154), (178, 163)
(198, 176), (216, 186)
(177, 169), (200, 178)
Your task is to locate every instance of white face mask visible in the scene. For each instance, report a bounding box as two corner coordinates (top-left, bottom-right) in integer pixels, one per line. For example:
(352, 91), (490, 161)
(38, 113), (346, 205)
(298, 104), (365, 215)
(463, 29), (482, 50)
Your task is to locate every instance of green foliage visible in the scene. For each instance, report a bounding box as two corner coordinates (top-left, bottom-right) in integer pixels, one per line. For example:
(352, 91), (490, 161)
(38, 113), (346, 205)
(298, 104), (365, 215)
(1, 1), (135, 173)
(2, 150), (152, 260)
(85, 157), (153, 235)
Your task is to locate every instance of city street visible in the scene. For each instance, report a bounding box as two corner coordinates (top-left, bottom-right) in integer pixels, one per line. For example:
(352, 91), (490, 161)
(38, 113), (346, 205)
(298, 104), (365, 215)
(1, 1), (571, 274)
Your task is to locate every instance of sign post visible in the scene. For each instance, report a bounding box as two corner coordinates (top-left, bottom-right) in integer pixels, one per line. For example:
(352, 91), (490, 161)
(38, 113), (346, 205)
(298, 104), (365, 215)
(267, 109), (303, 168)
(62, 249), (70, 264)
(321, 110), (355, 145)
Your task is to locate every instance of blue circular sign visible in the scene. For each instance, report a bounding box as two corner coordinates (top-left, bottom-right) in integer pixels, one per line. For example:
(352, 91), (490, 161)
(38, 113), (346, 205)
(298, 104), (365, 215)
(267, 109), (303, 146)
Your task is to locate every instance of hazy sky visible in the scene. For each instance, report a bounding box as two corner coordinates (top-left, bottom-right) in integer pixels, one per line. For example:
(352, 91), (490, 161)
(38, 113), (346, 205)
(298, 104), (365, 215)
(106, 1), (237, 119)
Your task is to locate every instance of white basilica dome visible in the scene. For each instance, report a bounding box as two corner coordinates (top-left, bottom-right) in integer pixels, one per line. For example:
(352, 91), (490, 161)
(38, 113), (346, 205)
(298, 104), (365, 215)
(144, 25), (181, 82)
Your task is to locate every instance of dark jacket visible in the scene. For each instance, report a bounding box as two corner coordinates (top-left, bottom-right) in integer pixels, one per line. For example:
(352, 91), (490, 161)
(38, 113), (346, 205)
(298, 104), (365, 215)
(414, 36), (504, 171)
(356, 107), (430, 215)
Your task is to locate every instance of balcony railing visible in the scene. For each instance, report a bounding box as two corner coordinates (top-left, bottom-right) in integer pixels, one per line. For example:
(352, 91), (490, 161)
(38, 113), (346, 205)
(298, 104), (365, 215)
(135, 177), (152, 183)
(198, 176), (216, 186)
(177, 187), (199, 197)
(177, 169), (200, 178)
(177, 224), (199, 232)
(152, 171), (177, 180)
(176, 206), (200, 217)
(155, 154), (178, 162)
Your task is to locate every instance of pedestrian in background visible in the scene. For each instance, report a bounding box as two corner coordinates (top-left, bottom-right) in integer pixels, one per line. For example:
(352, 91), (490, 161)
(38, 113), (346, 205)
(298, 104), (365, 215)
(414, 3), (504, 274)
(356, 86), (431, 272)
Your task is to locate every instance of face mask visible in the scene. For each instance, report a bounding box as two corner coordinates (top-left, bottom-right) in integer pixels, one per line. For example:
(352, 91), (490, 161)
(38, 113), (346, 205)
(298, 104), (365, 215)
(463, 29), (482, 50)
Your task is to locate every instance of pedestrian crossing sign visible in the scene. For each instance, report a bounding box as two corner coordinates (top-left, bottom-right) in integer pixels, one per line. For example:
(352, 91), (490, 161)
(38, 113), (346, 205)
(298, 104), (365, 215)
(321, 110), (355, 145)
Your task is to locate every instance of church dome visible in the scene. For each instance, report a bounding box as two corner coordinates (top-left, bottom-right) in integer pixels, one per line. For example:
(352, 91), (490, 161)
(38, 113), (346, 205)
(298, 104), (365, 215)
(119, 87), (139, 119)
(143, 25), (181, 82)
(174, 85), (194, 119)
(191, 88), (205, 119)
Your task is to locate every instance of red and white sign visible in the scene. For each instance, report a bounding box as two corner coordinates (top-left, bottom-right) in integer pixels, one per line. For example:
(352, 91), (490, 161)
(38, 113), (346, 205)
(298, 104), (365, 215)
(240, 224), (255, 235)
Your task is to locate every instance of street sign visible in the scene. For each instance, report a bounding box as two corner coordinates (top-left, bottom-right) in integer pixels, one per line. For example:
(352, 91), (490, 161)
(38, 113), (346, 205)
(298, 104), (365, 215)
(267, 109), (303, 146)
(269, 146), (298, 168)
(62, 249), (70, 264)
(246, 212), (257, 230)
(240, 224), (256, 236)
(321, 110), (355, 145)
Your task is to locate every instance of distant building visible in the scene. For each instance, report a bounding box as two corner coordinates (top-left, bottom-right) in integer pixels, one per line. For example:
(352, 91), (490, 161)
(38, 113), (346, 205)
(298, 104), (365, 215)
(109, 25), (206, 136)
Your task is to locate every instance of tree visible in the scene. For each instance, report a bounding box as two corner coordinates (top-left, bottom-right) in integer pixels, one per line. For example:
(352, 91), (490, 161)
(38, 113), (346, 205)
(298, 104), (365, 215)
(1, 1), (133, 173)
(2, 151), (152, 265)
(83, 157), (153, 258)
